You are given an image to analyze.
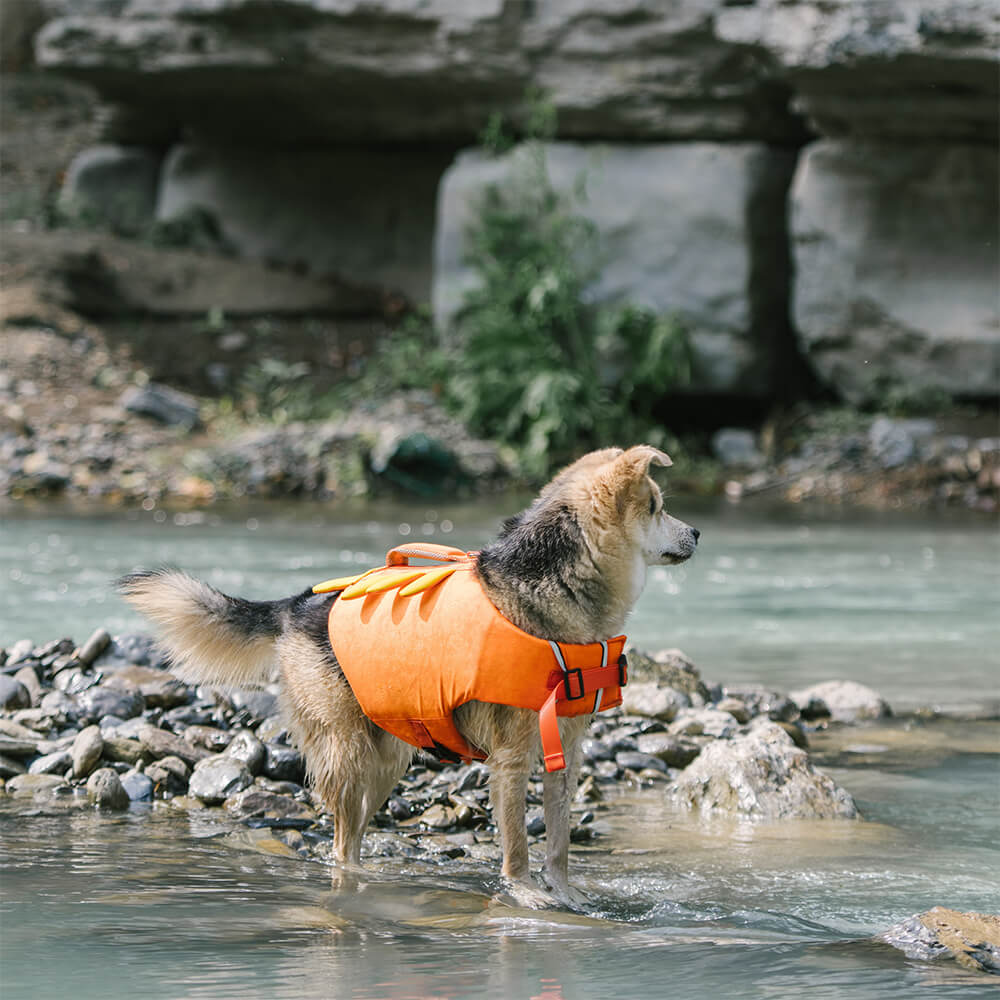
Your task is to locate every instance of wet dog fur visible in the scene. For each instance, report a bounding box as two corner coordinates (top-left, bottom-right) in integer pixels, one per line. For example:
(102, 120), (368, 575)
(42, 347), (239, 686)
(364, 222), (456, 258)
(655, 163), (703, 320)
(118, 445), (699, 905)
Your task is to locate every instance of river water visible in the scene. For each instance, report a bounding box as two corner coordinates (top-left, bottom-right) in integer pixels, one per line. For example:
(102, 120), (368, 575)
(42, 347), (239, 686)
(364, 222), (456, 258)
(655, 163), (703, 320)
(1, 498), (998, 997)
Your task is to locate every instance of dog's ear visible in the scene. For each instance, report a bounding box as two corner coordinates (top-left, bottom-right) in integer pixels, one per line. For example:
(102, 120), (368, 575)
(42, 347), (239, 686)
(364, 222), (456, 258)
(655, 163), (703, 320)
(594, 445), (672, 513)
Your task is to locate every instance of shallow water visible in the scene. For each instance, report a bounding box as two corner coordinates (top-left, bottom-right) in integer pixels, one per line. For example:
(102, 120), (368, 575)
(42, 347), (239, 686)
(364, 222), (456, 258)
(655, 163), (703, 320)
(1, 497), (998, 997)
(2, 497), (998, 712)
(2, 723), (998, 999)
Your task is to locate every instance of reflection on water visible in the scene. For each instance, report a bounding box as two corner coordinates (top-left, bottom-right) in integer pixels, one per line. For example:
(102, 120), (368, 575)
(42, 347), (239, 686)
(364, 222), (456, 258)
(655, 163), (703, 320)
(2, 498), (998, 712)
(1, 730), (997, 1000)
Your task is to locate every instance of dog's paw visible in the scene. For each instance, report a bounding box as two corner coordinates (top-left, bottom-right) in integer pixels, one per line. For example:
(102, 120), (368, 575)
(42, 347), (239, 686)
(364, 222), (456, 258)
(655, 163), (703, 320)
(497, 877), (562, 910)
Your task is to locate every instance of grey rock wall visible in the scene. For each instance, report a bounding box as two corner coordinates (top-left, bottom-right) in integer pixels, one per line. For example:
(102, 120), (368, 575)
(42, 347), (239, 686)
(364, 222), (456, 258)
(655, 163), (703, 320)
(434, 142), (797, 396)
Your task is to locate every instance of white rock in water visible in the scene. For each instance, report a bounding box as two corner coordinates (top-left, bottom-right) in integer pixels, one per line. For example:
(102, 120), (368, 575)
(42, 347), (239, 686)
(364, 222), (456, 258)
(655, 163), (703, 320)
(71, 724), (104, 778)
(622, 681), (690, 722)
(669, 721), (858, 820)
(788, 680), (891, 722)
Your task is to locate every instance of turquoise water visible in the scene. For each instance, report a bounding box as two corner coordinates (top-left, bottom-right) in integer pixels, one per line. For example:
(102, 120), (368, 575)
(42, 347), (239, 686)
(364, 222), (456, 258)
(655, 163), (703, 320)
(1, 498), (998, 998)
(2, 498), (998, 712)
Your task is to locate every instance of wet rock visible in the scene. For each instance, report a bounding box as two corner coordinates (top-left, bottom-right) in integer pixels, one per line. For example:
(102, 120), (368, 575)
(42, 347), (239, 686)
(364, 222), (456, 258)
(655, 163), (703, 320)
(670, 721), (858, 820)
(86, 767), (130, 809)
(387, 795), (412, 821)
(637, 648), (713, 704)
(775, 721), (809, 750)
(71, 724), (104, 778)
(723, 685), (799, 723)
(416, 804), (459, 830)
(230, 689), (279, 722)
(223, 730), (266, 776)
(715, 697), (752, 724)
(12, 666), (42, 706)
(0, 675), (31, 711)
(74, 627), (111, 668)
(107, 665), (189, 709)
(183, 725), (233, 753)
(223, 789), (316, 825)
(880, 907), (1000, 976)
(28, 749), (72, 775)
(6, 773), (68, 798)
(0, 734), (42, 759)
(262, 744), (305, 784)
(255, 716), (290, 744)
(3, 639), (35, 667)
(788, 681), (891, 723)
(39, 689), (81, 723)
(636, 732), (702, 769)
(96, 634), (168, 670)
(138, 724), (209, 768)
(616, 751), (668, 774)
(622, 682), (689, 722)
(0, 754), (26, 779)
(145, 755), (191, 797)
(77, 680), (145, 723)
(581, 737), (614, 763)
(102, 736), (146, 766)
(525, 810), (546, 837)
(120, 382), (200, 430)
(669, 708), (739, 739)
(189, 756), (253, 805)
(120, 770), (154, 802)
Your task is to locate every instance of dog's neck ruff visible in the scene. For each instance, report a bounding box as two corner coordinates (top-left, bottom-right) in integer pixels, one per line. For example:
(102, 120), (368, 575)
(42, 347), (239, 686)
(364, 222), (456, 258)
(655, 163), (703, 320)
(314, 543), (628, 772)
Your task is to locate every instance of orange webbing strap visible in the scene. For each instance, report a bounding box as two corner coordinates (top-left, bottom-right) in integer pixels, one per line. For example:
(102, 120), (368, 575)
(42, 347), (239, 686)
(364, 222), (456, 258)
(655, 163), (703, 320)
(539, 643), (625, 772)
(386, 543), (470, 566)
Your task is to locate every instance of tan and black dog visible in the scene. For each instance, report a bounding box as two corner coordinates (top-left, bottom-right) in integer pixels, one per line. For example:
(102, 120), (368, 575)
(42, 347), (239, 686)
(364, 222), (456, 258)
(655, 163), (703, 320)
(119, 445), (699, 905)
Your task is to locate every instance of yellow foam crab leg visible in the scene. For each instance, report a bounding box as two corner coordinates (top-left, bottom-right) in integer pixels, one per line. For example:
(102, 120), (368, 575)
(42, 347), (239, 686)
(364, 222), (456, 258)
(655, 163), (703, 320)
(356, 567), (427, 596)
(398, 563), (460, 597)
(312, 572), (366, 594)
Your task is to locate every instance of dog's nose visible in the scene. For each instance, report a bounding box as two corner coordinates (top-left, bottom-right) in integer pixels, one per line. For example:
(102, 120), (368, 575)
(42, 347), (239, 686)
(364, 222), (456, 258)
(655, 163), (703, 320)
(691, 527), (700, 543)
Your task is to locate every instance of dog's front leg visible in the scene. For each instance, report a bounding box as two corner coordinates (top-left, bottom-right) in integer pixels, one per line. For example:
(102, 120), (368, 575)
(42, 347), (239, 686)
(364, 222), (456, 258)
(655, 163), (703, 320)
(542, 715), (589, 904)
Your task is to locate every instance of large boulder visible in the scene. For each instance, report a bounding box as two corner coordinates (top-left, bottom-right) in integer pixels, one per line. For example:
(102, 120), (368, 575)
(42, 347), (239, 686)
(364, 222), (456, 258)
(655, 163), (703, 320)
(790, 140), (1000, 404)
(433, 142), (797, 396)
(669, 720), (858, 819)
(35, 2), (802, 144)
(717, 0), (1000, 142)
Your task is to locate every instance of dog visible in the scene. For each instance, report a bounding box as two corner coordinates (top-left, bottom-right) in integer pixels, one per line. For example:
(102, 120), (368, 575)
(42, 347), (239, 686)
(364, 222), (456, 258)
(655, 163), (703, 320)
(118, 445), (699, 904)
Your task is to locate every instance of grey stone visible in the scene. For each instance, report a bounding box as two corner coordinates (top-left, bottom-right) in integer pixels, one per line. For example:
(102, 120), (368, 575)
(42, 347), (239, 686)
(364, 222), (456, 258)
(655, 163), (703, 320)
(223, 730), (266, 776)
(717, 0), (1000, 142)
(77, 680), (145, 723)
(39, 690), (81, 722)
(879, 907), (1000, 975)
(434, 142), (797, 396)
(711, 429), (764, 469)
(27, 749), (73, 775)
(230, 689), (279, 722)
(262, 744), (305, 784)
(790, 140), (999, 404)
(101, 736), (147, 766)
(120, 770), (154, 802)
(71, 725), (104, 778)
(183, 725), (232, 753)
(670, 721), (858, 820)
(714, 697), (752, 724)
(74, 628), (111, 667)
(0, 675), (31, 711)
(636, 732), (702, 769)
(12, 666), (42, 706)
(669, 708), (739, 739)
(137, 724), (209, 767)
(6, 773), (68, 798)
(36, 4), (801, 145)
(4, 639), (35, 666)
(86, 767), (131, 809)
(869, 417), (938, 471)
(788, 681), (891, 723)
(145, 755), (190, 797)
(621, 682), (689, 722)
(222, 789), (316, 824)
(120, 382), (200, 430)
(0, 735), (42, 759)
(721, 685), (799, 723)
(189, 756), (253, 805)
(96, 633), (168, 669)
(0, 754), (27, 779)
(106, 665), (189, 709)
(616, 751), (668, 774)
(59, 144), (161, 232)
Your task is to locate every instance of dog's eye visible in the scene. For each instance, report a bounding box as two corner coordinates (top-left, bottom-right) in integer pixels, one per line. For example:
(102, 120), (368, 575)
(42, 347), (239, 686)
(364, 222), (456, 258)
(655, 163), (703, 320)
(649, 496), (657, 516)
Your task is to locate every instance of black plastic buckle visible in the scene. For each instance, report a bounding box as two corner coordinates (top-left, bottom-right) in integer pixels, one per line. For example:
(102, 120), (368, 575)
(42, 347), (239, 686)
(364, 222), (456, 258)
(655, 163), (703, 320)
(563, 667), (585, 700)
(618, 653), (628, 686)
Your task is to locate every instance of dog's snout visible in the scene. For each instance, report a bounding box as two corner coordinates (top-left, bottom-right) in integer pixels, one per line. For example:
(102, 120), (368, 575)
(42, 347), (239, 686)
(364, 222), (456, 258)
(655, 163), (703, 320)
(691, 527), (700, 543)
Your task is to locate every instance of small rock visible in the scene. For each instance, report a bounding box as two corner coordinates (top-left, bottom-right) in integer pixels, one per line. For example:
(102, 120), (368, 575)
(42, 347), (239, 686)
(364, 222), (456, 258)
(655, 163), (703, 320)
(622, 681), (689, 721)
(262, 743), (305, 784)
(0, 734), (42, 758)
(788, 681), (891, 723)
(120, 770), (154, 802)
(12, 666), (42, 706)
(138, 724), (209, 767)
(581, 737), (614, 762)
(224, 730), (266, 775)
(120, 382), (201, 429)
(223, 789), (316, 824)
(669, 721), (858, 820)
(4, 639), (35, 666)
(636, 732), (701, 768)
(39, 690), (81, 722)
(6, 773), (68, 798)
(230, 689), (279, 721)
(715, 697), (752, 724)
(0, 754), (27, 779)
(880, 907), (1000, 975)
(0, 674), (31, 712)
(616, 751), (668, 774)
(525, 810), (545, 836)
(712, 428), (764, 468)
(86, 767), (131, 809)
(145, 755), (191, 796)
(71, 725), (104, 778)
(417, 803), (458, 830)
(78, 681), (145, 723)
(189, 755), (253, 804)
(0, 675), (31, 711)
(101, 736), (147, 766)
(669, 708), (739, 739)
(28, 749), (73, 775)
(183, 725), (233, 752)
(96, 634), (169, 670)
(74, 628), (111, 668)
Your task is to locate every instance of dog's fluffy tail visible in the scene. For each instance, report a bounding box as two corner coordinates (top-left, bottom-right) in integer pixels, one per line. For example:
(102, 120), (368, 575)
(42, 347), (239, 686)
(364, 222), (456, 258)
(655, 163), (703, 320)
(116, 569), (285, 690)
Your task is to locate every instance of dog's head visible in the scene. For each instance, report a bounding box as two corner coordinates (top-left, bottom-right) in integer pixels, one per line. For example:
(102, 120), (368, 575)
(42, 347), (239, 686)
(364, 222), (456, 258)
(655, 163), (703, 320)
(556, 444), (700, 567)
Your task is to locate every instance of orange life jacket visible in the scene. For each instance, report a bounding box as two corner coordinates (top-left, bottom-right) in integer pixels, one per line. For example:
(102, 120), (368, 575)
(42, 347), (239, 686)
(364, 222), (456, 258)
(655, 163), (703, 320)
(313, 543), (627, 772)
